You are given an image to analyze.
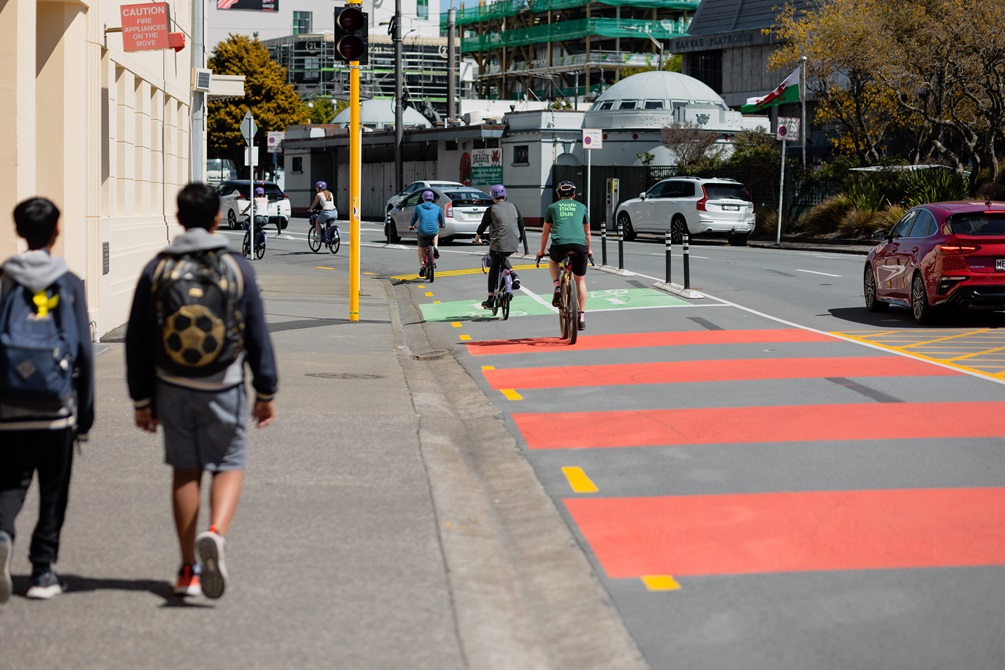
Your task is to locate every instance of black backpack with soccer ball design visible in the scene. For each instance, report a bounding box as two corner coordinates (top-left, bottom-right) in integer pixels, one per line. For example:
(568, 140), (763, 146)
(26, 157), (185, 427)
(151, 250), (245, 377)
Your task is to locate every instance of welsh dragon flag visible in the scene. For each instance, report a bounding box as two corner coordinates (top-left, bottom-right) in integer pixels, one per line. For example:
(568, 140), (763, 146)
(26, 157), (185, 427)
(741, 68), (800, 113)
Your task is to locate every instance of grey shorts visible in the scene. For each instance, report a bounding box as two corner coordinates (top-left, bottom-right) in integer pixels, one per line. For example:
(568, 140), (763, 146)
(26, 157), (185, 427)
(156, 381), (248, 471)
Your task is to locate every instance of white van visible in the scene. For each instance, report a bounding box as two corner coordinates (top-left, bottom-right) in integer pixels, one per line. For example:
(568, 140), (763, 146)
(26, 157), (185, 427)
(206, 158), (236, 184)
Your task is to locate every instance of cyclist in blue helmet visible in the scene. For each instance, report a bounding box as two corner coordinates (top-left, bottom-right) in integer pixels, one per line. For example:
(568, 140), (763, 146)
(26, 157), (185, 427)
(308, 180), (337, 243)
(409, 190), (444, 278)
(474, 184), (527, 309)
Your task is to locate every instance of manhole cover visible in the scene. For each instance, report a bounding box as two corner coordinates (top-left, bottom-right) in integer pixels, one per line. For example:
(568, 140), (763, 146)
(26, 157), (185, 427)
(306, 372), (383, 380)
(412, 350), (448, 361)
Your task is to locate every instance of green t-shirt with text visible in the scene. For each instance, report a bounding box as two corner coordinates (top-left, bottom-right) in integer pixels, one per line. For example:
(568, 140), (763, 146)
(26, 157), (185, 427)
(544, 199), (589, 245)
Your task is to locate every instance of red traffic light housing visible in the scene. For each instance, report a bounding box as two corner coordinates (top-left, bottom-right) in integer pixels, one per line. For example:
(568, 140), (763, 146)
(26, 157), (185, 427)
(334, 6), (368, 63)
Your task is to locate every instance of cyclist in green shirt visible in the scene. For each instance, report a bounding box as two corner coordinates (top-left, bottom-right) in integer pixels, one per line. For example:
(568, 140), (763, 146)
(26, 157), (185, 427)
(535, 181), (592, 330)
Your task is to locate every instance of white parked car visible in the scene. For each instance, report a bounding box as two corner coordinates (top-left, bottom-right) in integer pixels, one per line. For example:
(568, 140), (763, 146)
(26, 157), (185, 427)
(385, 180), (465, 214)
(385, 186), (493, 243)
(615, 176), (755, 246)
(216, 180), (292, 230)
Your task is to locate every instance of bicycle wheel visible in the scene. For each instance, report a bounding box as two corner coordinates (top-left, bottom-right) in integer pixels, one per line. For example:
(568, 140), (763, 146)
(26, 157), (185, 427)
(307, 227), (321, 252)
(501, 292), (511, 320)
(425, 249), (434, 282)
(566, 275), (579, 345)
(559, 273), (571, 340)
(328, 230), (341, 254)
(255, 238), (266, 260)
(242, 231), (251, 258)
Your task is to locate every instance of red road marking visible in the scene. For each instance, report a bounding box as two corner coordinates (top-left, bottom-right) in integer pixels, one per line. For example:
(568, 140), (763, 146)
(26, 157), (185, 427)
(484, 356), (958, 390)
(465, 328), (833, 356)
(514, 401), (1005, 449)
(566, 488), (1005, 577)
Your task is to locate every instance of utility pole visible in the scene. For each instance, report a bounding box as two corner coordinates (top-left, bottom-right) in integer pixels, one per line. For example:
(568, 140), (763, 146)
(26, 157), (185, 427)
(191, 0), (205, 181)
(394, 0), (403, 193)
(447, 8), (457, 124)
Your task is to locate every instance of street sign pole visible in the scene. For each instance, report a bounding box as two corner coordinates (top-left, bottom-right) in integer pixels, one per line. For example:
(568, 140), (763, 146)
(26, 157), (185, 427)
(775, 118), (800, 245)
(348, 2), (362, 322)
(242, 110), (258, 261)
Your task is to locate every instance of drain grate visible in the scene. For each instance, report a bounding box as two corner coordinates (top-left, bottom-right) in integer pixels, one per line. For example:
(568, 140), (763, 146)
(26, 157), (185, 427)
(306, 372), (383, 380)
(412, 350), (448, 361)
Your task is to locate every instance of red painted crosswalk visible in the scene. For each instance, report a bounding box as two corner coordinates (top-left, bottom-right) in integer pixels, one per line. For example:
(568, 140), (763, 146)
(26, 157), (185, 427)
(514, 402), (1005, 449)
(484, 356), (957, 390)
(465, 328), (833, 356)
(566, 488), (1005, 578)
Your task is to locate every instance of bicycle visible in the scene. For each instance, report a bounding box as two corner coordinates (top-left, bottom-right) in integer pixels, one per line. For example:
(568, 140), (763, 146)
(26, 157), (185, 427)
(537, 250), (593, 344)
(242, 217), (267, 259)
(481, 253), (513, 320)
(307, 210), (341, 254)
(420, 243), (435, 282)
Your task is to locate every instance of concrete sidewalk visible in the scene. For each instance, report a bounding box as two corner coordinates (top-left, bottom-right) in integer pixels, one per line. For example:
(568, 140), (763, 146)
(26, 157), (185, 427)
(0, 255), (645, 670)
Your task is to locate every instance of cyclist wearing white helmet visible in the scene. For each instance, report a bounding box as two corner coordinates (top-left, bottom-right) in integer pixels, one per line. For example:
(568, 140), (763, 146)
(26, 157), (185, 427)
(536, 180), (592, 330)
(252, 186), (273, 235)
(308, 180), (338, 243)
(475, 184), (527, 309)
(409, 190), (445, 278)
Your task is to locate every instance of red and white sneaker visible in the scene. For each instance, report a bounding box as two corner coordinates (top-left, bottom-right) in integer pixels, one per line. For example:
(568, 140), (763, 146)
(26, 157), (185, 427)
(173, 563), (201, 597)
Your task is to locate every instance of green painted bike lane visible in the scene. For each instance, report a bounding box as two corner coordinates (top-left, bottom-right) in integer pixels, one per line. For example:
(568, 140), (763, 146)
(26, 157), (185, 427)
(419, 288), (692, 322)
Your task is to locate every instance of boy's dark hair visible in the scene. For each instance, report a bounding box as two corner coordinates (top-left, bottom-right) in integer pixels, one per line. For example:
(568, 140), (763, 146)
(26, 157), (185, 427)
(177, 183), (221, 230)
(13, 197), (60, 250)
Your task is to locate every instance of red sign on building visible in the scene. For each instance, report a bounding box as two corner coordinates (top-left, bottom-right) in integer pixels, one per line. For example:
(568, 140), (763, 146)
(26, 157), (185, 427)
(120, 3), (171, 52)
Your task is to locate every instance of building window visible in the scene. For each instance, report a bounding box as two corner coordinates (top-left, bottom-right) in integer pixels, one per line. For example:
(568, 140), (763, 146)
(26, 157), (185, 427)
(292, 157), (303, 173)
(293, 11), (312, 35)
(417, 0), (429, 19)
(691, 50), (722, 93)
(513, 145), (529, 165)
(644, 100), (664, 110)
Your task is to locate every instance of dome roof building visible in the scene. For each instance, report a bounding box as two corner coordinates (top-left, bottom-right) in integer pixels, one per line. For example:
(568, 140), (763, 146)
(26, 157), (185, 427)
(332, 99), (433, 130)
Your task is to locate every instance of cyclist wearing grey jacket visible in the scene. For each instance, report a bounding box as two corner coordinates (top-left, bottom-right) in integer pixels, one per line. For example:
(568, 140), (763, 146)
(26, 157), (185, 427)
(475, 184), (527, 309)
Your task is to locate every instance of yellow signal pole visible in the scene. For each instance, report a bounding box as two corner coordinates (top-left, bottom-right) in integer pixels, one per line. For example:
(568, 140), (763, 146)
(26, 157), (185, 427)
(348, 1), (362, 322)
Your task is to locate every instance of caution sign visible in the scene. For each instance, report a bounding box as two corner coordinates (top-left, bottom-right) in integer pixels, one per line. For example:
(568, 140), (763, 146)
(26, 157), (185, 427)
(120, 3), (171, 52)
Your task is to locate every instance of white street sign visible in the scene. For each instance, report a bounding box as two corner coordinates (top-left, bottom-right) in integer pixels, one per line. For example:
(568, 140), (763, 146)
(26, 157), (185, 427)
(582, 128), (603, 150)
(267, 131), (284, 153)
(241, 110), (257, 146)
(776, 117), (800, 142)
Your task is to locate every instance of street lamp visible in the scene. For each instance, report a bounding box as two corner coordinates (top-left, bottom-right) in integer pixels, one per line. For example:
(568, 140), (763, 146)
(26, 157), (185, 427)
(626, 27), (664, 70)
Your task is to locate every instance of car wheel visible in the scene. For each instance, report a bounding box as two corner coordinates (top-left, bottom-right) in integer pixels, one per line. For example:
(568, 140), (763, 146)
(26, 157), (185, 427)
(911, 272), (937, 325)
(863, 264), (888, 312)
(228, 210), (238, 230)
(386, 218), (400, 243)
(617, 212), (637, 241)
(727, 233), (748, 246)
(670, 216), (687, 244)
(281, 218), (289, 230)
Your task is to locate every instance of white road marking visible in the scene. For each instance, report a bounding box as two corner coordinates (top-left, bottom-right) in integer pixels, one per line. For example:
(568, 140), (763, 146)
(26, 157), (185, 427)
(795, 268), (842, 278)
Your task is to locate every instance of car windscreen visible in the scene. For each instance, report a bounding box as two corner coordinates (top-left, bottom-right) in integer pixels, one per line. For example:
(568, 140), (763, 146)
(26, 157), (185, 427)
(948, 213), (1005, 236)
(444, 190), (493, 207)
(703, 184), (752, 201)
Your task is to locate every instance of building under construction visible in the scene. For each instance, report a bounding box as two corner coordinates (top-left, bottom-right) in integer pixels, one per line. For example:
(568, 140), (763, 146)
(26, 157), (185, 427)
(447, 0), (699, 102)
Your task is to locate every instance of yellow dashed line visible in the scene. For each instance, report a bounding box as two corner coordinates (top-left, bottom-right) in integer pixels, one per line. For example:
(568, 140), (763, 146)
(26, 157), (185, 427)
(481, 365), (495, 371)
(425, 291), (433, 297)
(459, 334), (471, 341)
(315, 266), (335, 271)
(642, 575), (681, 591)
(390, 263), (546, 281)
(433, 300), (441, 304)
(500, 388), (522, 401)
(561, 466), (598, 493)
(451, 322), (463, 328)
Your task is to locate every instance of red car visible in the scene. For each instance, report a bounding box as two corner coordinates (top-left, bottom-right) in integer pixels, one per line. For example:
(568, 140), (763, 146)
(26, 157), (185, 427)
(865, 201), (1005, 324)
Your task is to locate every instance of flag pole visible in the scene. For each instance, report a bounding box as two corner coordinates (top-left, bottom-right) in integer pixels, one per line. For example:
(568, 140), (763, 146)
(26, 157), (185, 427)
(777, 138), (786, 245)
(800, 55), (807, 168)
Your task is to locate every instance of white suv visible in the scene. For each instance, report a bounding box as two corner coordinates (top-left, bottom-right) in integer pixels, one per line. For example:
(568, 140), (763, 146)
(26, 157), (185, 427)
(216, 180), (292, 230)
(615, 177), (755, 246)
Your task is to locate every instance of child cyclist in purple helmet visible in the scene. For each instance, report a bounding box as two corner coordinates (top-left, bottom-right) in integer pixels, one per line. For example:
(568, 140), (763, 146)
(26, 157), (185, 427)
(474, 184), (527, 309)
(409, 190), (445, 278)
(308, 181), (338, 243)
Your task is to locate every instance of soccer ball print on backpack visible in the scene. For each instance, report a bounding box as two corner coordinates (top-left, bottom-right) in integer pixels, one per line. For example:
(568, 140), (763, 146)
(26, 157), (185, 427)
(0, 278), (80, 408)
(151, 250), (246, 377)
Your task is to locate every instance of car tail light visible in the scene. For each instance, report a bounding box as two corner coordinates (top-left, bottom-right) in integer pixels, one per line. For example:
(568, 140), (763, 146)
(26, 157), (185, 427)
(445, 202), (453, 218)
(744, 187), (755, 212)
(938, 243), (980, 254)
(696, 185), (708, 212)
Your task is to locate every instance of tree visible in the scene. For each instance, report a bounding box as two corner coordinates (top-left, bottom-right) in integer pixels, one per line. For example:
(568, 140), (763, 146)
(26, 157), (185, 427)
(208, 35), (309, 175)
(306, 98), (335, 124)
(660, 122), (724, 173)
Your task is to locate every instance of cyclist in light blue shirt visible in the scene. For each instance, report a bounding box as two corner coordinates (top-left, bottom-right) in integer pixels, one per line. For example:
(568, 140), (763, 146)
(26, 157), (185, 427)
(409, 190), (444, 278)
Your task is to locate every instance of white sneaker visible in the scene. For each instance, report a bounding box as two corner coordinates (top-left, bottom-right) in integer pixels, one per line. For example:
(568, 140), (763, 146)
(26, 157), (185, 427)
(197, 531), (228, 600)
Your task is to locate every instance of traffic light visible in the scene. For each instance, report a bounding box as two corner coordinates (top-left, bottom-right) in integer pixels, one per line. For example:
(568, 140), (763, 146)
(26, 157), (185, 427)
(334, 5), (368, 64)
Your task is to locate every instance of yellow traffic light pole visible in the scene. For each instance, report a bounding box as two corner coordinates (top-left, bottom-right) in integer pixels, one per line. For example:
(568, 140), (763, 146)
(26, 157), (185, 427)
(348, 0), (362, 322)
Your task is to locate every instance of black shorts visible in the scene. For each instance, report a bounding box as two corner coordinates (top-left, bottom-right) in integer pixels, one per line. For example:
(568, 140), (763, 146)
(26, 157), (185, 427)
(549, 243), (589, 276)
(416, 233), (437, 247)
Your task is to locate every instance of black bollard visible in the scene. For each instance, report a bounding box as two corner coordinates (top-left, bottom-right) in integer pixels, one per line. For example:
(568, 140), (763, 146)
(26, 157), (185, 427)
(665, 230), (672, 284)
(683, 232), (691, 290)
(601, 220), (608, 267)
(617, 221), (624, 270)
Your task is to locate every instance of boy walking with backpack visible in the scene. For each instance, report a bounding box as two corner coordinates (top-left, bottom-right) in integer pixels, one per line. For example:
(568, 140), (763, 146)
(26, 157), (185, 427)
(125, 183), (278, 599)
(0, 197), (94, 602)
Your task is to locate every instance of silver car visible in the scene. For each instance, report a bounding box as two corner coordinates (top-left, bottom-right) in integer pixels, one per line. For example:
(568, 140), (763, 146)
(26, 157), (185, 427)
(615, 176), (755, 246)
(216, 180), (292, 230)
(384, 180), (465, 215)
(385, 187), (493, 243)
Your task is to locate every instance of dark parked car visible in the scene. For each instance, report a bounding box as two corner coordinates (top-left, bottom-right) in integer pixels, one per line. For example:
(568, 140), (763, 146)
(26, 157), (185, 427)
(865, 201), (1005, 324)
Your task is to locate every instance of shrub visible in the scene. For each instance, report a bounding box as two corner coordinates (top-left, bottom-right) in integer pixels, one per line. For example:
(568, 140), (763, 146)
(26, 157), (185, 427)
(901, 168), (970, 205)
(845, 179), (888, 212)
(797, 195), (853, 236)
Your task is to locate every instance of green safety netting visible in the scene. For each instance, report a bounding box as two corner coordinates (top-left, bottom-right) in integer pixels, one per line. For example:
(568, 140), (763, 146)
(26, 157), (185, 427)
(458, 17), (690, 53)
(442, 0), (699, 28)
